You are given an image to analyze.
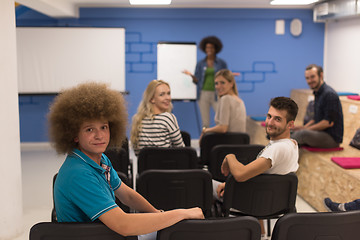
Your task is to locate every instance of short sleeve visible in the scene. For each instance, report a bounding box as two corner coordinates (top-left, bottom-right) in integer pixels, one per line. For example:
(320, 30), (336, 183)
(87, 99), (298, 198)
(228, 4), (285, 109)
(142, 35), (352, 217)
(260, 140), (299, 174)
(259, 142), (289, 169)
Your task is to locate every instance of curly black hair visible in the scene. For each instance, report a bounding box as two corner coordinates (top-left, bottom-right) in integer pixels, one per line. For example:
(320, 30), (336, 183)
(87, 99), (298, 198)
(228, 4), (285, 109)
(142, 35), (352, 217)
(199, 36), (223, 54)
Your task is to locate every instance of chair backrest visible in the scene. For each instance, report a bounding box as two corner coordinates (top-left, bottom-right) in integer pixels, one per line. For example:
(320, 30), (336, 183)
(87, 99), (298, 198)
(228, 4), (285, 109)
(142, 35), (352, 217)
(200, 132), (250, 165)
(157, 217), (261, 240)
(115, 171), (131, 212)
(137, 147), (198, 174)
(223, 173), (298, 218)
(271, 211), (360, 240)
(51, 173), (58, 222)
(104, 147), (130, 176)
(137, 169), (213, 217)
(209, 144), (264, 182)
(30, 222), (137, 240)
(180, 130), (191, 147)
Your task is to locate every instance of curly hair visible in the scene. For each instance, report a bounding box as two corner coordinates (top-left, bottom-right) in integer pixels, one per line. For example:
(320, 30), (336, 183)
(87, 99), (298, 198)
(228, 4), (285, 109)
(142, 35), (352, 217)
(270, 97), (298, 122)
(48, 82), (128, 155)
(199, 36), (223, 54)
(130, 80), (172, 150)
(215, 69), (238, 96)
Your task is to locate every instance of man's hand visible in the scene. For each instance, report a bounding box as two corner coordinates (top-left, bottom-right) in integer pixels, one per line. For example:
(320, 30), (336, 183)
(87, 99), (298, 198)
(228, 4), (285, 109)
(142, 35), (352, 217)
(221, 154), (233, 176)
(291, 125), (304, 131)
(216, 182), (226, 198)
(183, 207), (205, 220)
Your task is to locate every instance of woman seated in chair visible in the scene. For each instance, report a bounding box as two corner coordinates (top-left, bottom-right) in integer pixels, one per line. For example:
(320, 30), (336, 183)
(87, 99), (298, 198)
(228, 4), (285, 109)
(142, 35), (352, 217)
(200, 69), (246, 139)
(131, 80), (184, 155)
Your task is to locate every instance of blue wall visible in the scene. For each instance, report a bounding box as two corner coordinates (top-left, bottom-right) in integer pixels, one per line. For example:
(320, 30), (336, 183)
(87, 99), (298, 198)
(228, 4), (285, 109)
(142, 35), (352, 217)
(16, 7), (324, 141)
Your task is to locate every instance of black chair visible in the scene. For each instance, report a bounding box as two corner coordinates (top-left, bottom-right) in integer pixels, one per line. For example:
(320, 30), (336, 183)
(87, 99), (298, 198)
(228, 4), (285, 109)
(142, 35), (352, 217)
(51, 173), (58, 222)
(208, 144), (264, 182)
(137, 147), (199, 174)
(104, 147), (131, 178)
(157, 216), (261, 240)
(137, 169), (213, 217)
(115, 171), (131, 213)
(271, 211), (360, 240)
(200, 132), (250, 165)
(52, 171), (131, 222)
(222, 173), (298, 237)
(180, 130), (191, 147)
(30, 222), (137, 240)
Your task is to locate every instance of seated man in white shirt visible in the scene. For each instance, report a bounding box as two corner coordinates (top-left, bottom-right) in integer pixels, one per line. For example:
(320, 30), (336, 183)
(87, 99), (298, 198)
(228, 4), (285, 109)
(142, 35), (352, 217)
(213, 96), (299, 238)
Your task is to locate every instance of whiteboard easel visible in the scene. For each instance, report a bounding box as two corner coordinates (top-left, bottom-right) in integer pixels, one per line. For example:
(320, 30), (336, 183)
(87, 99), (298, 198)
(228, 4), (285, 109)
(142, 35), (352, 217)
(157, 42), (197, 100)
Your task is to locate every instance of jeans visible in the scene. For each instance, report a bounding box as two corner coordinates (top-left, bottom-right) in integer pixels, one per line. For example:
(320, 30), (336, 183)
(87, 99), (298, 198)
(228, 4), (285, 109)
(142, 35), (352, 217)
(291, 129), (339, 148)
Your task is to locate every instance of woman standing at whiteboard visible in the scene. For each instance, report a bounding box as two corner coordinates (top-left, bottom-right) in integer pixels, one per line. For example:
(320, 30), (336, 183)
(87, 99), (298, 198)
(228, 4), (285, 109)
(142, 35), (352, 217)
(130, 80), (184, 156)
(183, 36), (228, 129)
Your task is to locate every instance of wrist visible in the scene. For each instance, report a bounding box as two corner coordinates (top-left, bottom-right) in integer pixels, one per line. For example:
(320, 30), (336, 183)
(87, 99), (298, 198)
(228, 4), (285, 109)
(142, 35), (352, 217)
(225, 154), (235, 159)
(202, 127), (207, 133)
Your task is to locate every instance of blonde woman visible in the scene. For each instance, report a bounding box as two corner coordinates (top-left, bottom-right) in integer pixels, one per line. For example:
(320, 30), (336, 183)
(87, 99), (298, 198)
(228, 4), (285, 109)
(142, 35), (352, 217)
(131, 80), (184, 155)
(201, 69), (246, 138)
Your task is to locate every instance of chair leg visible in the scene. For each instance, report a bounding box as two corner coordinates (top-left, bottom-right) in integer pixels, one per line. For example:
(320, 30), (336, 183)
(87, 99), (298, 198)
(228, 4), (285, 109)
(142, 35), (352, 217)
(267, 219), (271, 237)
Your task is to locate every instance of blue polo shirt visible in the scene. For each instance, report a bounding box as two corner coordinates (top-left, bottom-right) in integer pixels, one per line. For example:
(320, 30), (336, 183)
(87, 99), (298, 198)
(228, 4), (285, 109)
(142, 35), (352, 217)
(54, 149), (122, 222)
(314, 83), (344, 143)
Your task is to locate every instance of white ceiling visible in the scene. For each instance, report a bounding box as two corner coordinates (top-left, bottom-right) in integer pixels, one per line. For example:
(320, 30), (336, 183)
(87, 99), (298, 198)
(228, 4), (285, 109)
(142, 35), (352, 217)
(16, 0), (318, 18)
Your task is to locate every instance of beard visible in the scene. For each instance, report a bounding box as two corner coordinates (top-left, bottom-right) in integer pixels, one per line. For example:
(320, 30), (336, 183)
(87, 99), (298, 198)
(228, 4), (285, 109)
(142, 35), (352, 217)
(266, 123), (286, 139)
(310, 79), (322, 90)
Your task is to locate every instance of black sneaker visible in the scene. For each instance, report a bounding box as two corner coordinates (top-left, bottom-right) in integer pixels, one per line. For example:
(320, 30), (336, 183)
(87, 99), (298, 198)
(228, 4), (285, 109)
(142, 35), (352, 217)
(324, 198), (341, 212)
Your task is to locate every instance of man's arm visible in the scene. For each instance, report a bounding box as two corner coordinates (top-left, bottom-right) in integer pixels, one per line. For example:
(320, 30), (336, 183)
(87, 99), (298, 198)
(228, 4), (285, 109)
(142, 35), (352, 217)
(293, 119), (314, 131)
(293, 119), (334, 131)
(114, 183), (158, 213)
(99, 206), (203, 236)
(221, 154), (272, 182)
(305, 119), (334, 131)
(99, 184), (204, 236)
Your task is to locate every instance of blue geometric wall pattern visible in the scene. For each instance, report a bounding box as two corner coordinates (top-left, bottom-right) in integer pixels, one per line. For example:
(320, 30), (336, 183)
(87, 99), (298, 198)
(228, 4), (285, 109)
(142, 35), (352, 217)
(234, 61), (277, 93)
(126, 32), (157, 74)
(16, 7), (324, 141)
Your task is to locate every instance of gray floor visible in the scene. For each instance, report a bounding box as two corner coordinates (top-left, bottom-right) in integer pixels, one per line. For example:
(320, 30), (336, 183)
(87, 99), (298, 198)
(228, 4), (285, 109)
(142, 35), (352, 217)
(15, 141), (316, 240)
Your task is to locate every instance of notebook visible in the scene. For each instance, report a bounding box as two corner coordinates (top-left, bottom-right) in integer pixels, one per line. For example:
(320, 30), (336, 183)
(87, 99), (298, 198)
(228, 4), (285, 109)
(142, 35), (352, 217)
(331, 157), (360, 169)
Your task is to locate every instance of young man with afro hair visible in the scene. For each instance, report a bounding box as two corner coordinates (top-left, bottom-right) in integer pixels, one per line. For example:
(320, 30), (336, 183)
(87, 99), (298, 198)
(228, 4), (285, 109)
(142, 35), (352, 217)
(49, 82), (203, 238)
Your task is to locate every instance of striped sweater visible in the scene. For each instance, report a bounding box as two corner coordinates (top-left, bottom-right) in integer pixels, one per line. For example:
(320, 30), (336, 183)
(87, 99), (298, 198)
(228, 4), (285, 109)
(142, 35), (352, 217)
(134, 112), (184, 155)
